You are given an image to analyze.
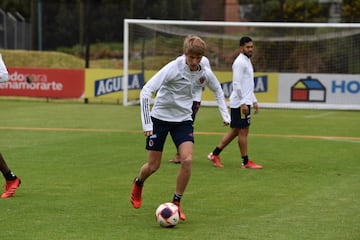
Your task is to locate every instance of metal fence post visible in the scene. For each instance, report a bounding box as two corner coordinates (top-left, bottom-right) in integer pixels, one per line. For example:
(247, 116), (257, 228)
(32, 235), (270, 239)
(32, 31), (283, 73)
(0, 8), (7, 48)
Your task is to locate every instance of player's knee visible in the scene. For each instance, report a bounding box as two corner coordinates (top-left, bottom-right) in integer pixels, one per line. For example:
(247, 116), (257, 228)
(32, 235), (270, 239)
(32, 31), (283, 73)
(148, 162), (161, 173)
(181, 157), (192, 166)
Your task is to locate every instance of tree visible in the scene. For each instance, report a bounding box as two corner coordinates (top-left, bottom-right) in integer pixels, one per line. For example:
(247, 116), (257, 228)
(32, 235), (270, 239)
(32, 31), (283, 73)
(0, 0), (30, 18)
(282, 0), (325, 22)
(239, 0), (328, 22)
(342, 0), (360, 22)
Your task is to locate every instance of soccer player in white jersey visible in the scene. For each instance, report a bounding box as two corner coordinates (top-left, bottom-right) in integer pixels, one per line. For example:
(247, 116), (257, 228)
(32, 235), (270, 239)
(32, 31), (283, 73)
(130, 36), (228, 221)
(168, 55), (230, 164)
(207, 36), (263, 169)
(0, 53), (22, 198)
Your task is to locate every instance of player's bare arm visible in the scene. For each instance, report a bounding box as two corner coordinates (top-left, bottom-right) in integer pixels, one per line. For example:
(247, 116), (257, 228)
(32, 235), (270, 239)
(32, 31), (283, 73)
(241, 104), (249, 115)
(253, 102), (259, 114)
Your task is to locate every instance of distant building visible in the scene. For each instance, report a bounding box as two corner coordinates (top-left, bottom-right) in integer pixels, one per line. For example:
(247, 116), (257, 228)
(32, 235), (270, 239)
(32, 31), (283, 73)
(200, 0), (343, 23)
(200, 0), (225, 21)
(200, 0), (242, 22)
(200, 0), (244, 33)
(224, 0), (242, 22)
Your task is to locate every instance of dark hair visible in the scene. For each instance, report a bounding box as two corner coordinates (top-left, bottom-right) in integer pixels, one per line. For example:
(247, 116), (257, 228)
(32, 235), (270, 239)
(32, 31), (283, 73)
(239, 36), (252, 46)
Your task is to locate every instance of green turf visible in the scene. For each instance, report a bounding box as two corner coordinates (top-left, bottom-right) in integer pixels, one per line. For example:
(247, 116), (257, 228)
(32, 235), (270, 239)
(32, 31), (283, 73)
(0, 100), (359, 240)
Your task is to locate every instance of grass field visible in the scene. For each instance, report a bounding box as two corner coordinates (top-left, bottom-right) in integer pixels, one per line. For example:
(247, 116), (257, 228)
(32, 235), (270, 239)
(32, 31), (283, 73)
(0, 100), (359, 240)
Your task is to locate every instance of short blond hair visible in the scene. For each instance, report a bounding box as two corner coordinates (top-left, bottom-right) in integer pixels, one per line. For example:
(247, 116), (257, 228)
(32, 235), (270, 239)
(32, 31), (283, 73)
(183, 35), (207, 56)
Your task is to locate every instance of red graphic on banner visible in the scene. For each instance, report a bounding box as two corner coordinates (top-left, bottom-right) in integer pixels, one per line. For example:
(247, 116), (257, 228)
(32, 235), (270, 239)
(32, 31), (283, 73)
(0, 67), (84, 98)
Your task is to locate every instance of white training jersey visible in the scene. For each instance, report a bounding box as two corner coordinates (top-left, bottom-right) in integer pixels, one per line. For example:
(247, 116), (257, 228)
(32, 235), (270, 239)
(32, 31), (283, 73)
(192, 55), (210, 102)
(0, 54), (9, 82)
(184, 55), (230, 124)
(140, 55), (230, 132)
(229, 53), (258, 108)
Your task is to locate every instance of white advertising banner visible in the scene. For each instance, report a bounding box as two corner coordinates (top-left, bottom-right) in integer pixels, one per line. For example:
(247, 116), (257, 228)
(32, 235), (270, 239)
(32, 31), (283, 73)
(278, 74), (360, 105)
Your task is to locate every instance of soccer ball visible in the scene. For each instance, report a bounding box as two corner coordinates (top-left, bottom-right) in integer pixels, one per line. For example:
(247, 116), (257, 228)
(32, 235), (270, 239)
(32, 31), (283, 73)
(155, 202), (179, 228)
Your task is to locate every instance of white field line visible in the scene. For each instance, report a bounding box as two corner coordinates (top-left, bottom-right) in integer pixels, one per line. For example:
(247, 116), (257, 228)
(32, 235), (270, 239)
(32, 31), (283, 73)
(303, 112), (335, 118)
(0, 126), (359, 142)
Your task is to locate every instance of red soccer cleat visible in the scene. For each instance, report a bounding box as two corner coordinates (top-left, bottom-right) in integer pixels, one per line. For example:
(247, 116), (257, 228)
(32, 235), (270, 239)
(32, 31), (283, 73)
(242, 160), (263, 169)
(1, 177), (21, 198)
(207, 152), (224, 168)
(172, 201), (186, 221)
(130, 178), (143, 208)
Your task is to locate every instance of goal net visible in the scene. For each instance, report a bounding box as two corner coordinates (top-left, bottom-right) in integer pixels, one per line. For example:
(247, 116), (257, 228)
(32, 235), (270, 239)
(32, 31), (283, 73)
(123, 19), (360, 109)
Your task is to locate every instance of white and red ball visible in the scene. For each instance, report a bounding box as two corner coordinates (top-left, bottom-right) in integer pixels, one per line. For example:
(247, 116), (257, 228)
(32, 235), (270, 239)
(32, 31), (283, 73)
(155, 202), (179, 228)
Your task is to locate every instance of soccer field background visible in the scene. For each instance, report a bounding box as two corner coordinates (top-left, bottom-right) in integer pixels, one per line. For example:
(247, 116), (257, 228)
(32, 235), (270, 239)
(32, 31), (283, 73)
(0, 100), (359, 240)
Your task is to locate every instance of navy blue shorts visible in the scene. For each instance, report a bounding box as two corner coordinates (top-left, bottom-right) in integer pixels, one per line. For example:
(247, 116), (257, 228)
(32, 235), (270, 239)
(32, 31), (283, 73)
(146, 117), (194, 152)
(230, 105), (251, 129)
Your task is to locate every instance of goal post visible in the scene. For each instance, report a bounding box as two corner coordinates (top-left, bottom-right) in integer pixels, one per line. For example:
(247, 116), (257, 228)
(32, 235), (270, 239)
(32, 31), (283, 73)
(123, 19), (360, 109)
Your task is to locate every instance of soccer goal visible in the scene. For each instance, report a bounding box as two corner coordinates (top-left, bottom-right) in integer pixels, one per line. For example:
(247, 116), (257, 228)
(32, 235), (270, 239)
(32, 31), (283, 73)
(123, 19), (360, 109)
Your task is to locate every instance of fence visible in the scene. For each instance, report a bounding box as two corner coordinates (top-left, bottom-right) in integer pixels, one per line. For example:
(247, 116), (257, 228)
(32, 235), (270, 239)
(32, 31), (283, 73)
(0, 8), (32, 50)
